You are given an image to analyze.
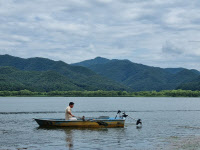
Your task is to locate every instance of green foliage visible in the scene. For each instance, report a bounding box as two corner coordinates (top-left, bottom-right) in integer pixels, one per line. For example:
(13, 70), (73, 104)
(72, 57), (110, 67)
(177, 76), (200, 91)
(1, 55), (200, 92)
(0, 89), (199, 97)
(0, 66), (130, 92)
(73, 57), (200, 91)
(0, 55), (130, 91)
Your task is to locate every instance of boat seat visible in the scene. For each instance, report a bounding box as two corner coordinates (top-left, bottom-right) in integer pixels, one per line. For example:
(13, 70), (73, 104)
(97, 116), (110, 119)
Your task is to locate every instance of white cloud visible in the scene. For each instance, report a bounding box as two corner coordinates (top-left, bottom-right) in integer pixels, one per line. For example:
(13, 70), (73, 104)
(162, 41), (184, 55)
(11, 35), (30, 42)
(0, 0), (200, 70)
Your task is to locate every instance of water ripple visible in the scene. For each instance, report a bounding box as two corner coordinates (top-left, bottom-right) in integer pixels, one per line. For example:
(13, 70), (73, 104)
(0, 110), (200, 114)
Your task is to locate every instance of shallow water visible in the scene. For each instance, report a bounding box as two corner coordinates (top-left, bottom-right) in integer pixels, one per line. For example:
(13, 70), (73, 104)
(0, 97), (200, 150)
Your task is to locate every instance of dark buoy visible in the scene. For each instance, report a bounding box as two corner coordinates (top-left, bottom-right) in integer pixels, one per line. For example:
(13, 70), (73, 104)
(136, 119), (142, 125)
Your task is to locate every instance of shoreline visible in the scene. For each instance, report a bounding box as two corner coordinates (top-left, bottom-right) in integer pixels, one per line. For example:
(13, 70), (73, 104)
(0, 89), (200, 97)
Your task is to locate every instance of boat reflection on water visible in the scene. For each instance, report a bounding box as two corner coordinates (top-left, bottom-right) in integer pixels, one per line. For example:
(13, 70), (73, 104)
(65, 129), (73, 149)
(36, 127), (109, 149)
(36, 124), (141, 149)
(136, 125), (142, 129)
(64, 128), (109, 149)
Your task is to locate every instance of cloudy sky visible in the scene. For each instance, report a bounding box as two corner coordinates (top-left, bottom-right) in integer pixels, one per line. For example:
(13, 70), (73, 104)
(0, 0), (200, 70)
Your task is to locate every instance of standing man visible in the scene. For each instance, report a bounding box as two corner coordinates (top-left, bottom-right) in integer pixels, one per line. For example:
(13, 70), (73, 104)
(65, 102), (77, 121)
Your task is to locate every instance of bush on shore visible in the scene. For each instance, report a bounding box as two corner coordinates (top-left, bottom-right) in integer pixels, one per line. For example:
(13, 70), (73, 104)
(0, 89), (200, 97)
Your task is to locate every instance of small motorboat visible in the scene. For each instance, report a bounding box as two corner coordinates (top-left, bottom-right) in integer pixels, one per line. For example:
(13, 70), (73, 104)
(34, 111), (142, 128)
(34, 116), (125, 128)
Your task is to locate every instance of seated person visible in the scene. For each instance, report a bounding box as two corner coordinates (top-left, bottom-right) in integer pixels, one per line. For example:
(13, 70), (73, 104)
(65, 102), (77, 121)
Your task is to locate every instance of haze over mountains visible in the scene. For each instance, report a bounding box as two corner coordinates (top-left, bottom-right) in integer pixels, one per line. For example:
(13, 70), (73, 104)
(0, 54), (199, 92)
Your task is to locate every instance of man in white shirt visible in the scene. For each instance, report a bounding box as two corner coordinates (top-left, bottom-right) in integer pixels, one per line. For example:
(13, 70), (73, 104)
(65, 102), (77, 121)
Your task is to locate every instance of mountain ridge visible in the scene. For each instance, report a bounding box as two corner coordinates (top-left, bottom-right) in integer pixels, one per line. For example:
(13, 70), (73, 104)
(72, 57), (200, 91)
(0, 55), (130, 91)
(1, 54), (199, 91)
(177, 75), (200, 91)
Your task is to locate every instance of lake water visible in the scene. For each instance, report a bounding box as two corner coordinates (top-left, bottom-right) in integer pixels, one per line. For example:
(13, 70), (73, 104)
(0, 97), (200, 150)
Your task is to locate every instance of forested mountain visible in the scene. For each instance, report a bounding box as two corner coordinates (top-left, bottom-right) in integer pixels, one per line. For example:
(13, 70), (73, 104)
(164, 68), (200, 75)
(72, 57), (110, 67)
(177, 75), (200, 91)
(164, 68), (185, 74)
(0, 66), (80, 91)
(0, 55), (130, 91)
(1, 54), (199, 92)
(72, 57), (200, 91)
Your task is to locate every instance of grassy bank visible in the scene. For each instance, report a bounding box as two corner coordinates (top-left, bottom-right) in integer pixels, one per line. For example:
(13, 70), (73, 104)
(0, 89), (200, 97)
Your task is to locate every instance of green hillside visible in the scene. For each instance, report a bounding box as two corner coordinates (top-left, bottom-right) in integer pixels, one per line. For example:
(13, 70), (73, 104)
(0, 55), (130, 91)
(0, 66), (80, 91)
(1, 55), (199, 92)
(72, 57), (110, 67)
(164, 68), (184, 74)
(177, 76), (200, 91)
(73, 57), (200, 91)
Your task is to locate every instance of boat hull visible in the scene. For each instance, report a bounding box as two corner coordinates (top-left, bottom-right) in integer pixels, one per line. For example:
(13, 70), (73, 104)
(34, 118), (125, 128)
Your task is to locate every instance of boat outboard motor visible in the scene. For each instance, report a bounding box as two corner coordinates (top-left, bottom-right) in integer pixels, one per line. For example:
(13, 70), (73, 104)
(122, 112), (128, 118)
(121, 112), (142, 126)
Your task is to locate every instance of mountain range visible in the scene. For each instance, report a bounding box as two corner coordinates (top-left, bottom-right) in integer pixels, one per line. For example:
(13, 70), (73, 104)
(177, 76), (200, 91)
(72, 57), (200, 91)
(0, 55), (129, 92)
(0, 54), (199, 92)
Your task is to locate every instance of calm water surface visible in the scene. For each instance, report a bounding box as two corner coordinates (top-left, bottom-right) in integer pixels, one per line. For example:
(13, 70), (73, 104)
(0, 97), (200, 150)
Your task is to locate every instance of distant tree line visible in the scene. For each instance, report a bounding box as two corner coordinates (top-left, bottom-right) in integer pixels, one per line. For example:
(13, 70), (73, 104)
(0, 89), (200, 97)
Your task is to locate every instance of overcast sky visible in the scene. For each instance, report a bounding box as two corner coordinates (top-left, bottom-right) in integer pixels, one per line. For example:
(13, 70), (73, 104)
(0, 0), (200, 70)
